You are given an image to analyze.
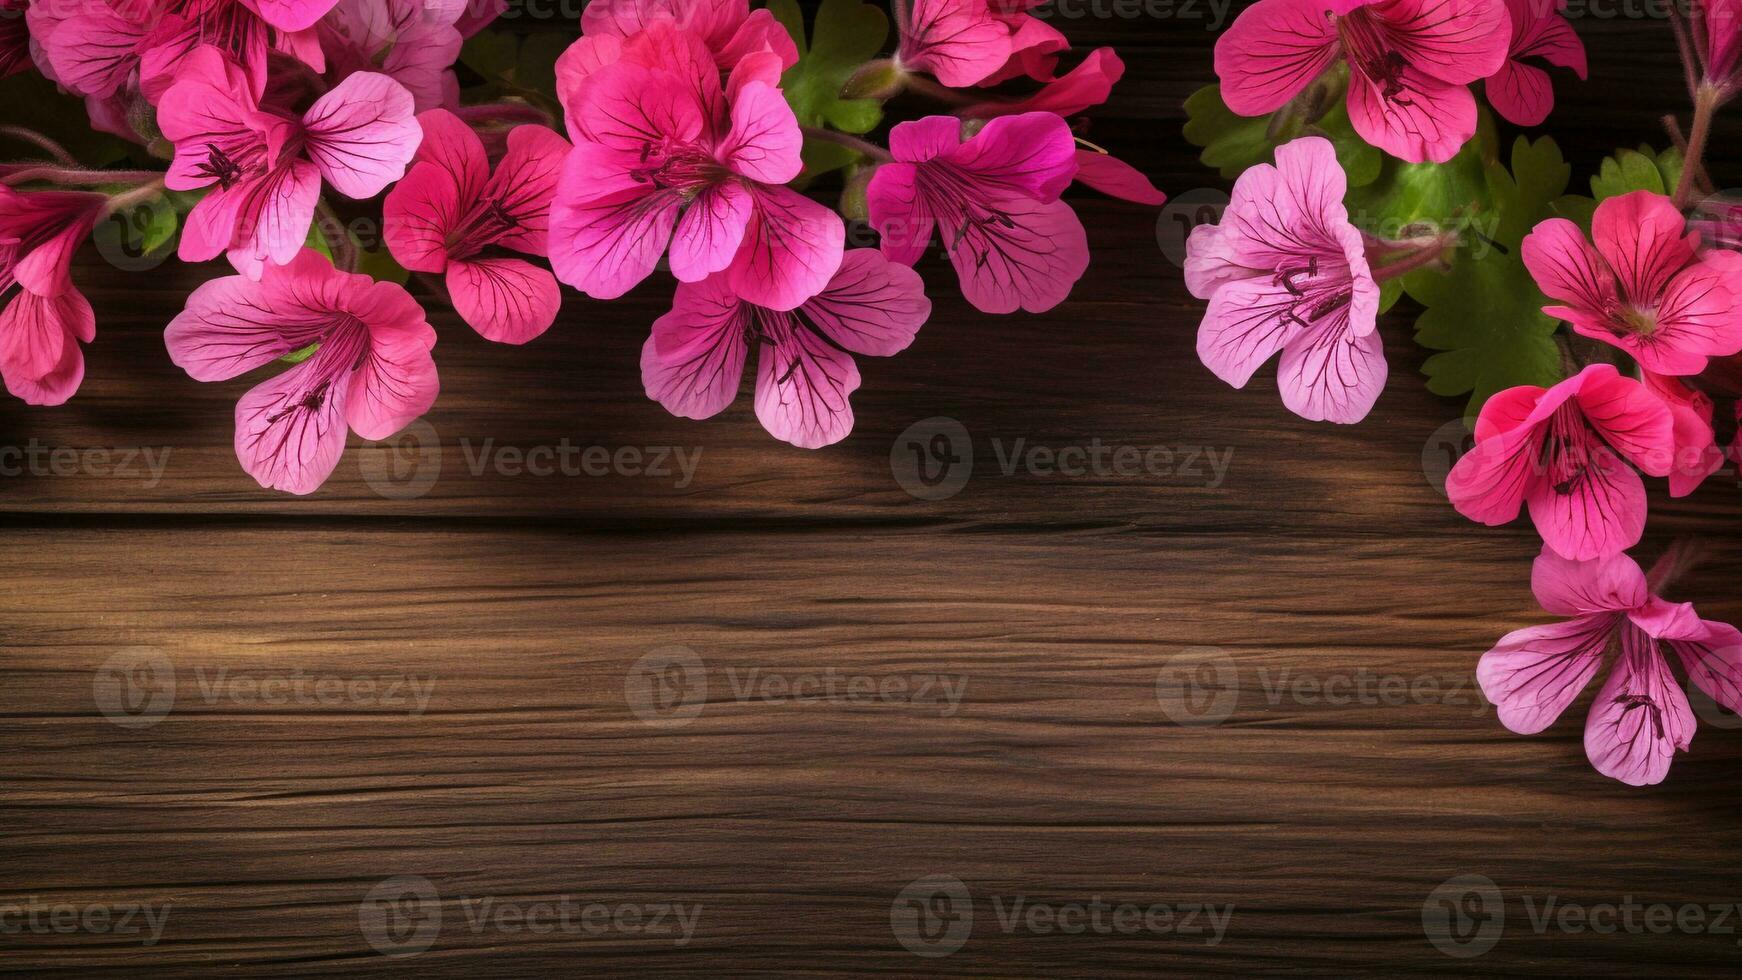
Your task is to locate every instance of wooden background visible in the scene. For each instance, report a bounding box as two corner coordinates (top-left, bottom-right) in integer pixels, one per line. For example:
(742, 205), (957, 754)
(4, 7), (1742, 976)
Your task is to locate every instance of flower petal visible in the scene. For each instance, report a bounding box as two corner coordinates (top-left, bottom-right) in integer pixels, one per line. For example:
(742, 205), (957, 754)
(1591, 190), (1697, 305)
(549, 160), (683, 301)
(942, 194), (1088, 315)
(898, 0), (1012, 88)
(642, 275), (750, 421)
(485, 123), (571, 256)
(1213, 0), (1340, 116)
(800, 248), (931, 357)
(233, 356), (351, 495)
(1345, 64), (1477, 164)
(754, 312), (862, 449)
(1073, 150), (1167, 205)
(1478, 614), (1613, 734)
(1584, 624), (1695, 786)
(301, 71), (422, 199)
(1521, 217), (1616, 320)
(719, 79), (802, 185)
(1275, 309), (1387, 424)
(446, 257), (561, 346)
(725, 185), (846, 311)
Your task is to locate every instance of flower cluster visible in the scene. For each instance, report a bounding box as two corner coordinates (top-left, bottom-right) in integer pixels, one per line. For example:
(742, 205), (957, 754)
(1, 0), (1162, 490)
(1188, 0), (1742, 784)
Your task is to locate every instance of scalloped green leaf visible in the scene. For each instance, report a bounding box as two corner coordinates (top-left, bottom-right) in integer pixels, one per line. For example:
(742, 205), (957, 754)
(772, 0), (888, 177)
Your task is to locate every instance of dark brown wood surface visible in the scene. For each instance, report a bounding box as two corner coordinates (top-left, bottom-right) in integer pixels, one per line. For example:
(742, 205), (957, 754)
(5, 11), (1742, 977)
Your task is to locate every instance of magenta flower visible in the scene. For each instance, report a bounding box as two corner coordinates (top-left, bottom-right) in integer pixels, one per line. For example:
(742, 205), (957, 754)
(549, 22), (843, 310)
(159, 46), (421, 278)
(642, 249), (930, 448)
(961, 47), (1124, 119)
(1485, 0), (1586, 127)
(165, 249), (438, 494)
(1215, 0), (1511, 163)
(0, 187), (105, 405)
(867, 112), (1087, 314)
(895, 0), (1013, 88)
(317, 0), (465, 111)
(385, 110), (571, 344)
(1447, 365), (1674, 561)
(982, 0), (1068, 84)
(1643, 371), (1725, 498)
(1183, 137), (1384, 424)
(1478, 548), (1742, 786)
(1522, 191), (1742, 377)
(579, 0), (798, 73)
(245, 0), (340, 32)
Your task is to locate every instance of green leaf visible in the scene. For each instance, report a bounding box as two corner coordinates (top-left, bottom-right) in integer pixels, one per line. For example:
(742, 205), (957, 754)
(1345, 137), (1489, 240)
(357, 246), (411, 286)
(775, 0), (889, 176)
(1589, 145), (1683, 203)
(460, 31), (519, 83)
(516, 32), (570, 102)
(1548, 193), (1597, 232)
(1400, 137), (1570, 419)
(1181, 81), (1380, 188)
(90, 186), (179, 266)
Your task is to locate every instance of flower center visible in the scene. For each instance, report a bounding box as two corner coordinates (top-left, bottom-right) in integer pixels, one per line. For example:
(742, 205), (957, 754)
(632, 143), (728, 198)
(1338, 13), (1414, 105)
(1540, 403), (1595, 495)
(447, 198), (519, 258)
(1273, 258), (1353, 328)
(197, 143), (249, 189)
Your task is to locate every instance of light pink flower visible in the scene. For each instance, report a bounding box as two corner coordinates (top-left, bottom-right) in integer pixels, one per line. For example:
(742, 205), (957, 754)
(1522, 191), (1742, 376)
(159, 45), (421, 279)
(318, 0), (464, 111)
(1478, 548), (1742, 786)
(549, 22), (843, 310)
(1183, 136), (1384, 424)
(165, 248), (438, 494)
(0, 186), (105, 405)
(1215, 0), (1511, 163)
(961, 47), (1124, 119)
(1, 0), (30, 78)
(642, 249), (930, 448)
(385, 110), (570, 344)
(867, 112), (1087, 314)
(1447, 365), (1674, 561)
(1485, 0), (1585, 127)
(896, 0), (1012, 88)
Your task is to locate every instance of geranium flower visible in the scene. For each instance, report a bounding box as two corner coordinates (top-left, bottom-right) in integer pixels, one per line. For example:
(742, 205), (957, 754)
(0, 187), (105, 405)
(1215, 0), (1511, 163)
(159, 45), (421, 278)
(165, 248), (438, 494)
(1643, 370), (1725, 497)
(866, 112), (1087, 314)
(0, 0), (30, 78)
(549, 22), (843, 310)
(385, 110), (570, 344)
(895, 0), (1013, 88)
(318, 0), (464, 111)
(982, 0), (1068, 84)
(1693, 0), (1742, 100)
(1182, 136), (1384, 424)
(961, 47), (1124, 119)
(1478, 547), (1742, 786)
(1446, 364), (1674, 561)
(579, 0), (797, 73)
(247, 0), (340, 32)
(642, 249), (930, 448)
(1522, 191), (1742, 376)
(1485, 0), (1586, 127)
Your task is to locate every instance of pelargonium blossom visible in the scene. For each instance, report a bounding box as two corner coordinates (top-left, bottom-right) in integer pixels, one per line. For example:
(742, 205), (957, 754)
(642, 249), (931, 448)
(1478, 547), (1742, 786)
(1183, 136), (1384, 424)
(1485, 0), (1586, 127)
(960, 47), (1124, 119)
(385, 110), (570, 344)
(576, 0), (797, 75)
(867, 112), (1088, 314)
(1215, 0), (1511, 163)
(1446, 364), (1674, 561)
(0, 186), (105, 405)
(1643, 371), (1725, 498)
(159, 45), (421, 278)
(1693, 0), (1742, 100)
(895, 0), (1013, 87)
(1522, 190), (1742, 377)
(549, 21), (843, 310)
(983, 0), (1069, 84)
(165, 248), (438, 494)
(317, 0), (464, 111)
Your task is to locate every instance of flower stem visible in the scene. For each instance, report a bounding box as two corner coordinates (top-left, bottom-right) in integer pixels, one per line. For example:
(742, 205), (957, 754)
(453, 101), (555, 129)
(0, 126), (77, 165)
(1668, 2), (1702, 102)
(2, 166), (165, 187)
(1647, 537), (1705, 594)
(1673, 88), (1717, 209)
(1368, 234), (1455, 281)
(799, 126), (892, 163)
(101, 179), (167, 218)
(316, 200), (358, 274)
(901, 73), (980, 108)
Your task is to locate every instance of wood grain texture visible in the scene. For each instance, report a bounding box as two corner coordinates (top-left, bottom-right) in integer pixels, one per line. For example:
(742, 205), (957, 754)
(4, 10), (1742, 977)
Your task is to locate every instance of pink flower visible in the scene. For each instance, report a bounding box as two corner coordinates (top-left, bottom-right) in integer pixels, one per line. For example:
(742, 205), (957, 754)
(1643, 371), (1725, 498)
(165, 248), (438, 494)
(1073, 150), (1166, 206)
(159, 46), (421, 278)
(1183, 137), (1384, 423)
(1, 0), (30, 78)
(895, 0), (1012, 88)
(385, 110), (570, 344)
(549, 22), (843, 310)
(981, 0), (1068, 84)
(1446, 365), (1674, 561)
(867, 112), (1087, 314)
(1485, 0), (1585, 127)
(318, 0), (464, 111)
(960, 47), (1124, 119)
(642, 249), (930, 448)
(1215, 0), (1511, 163)
(1478, 548), (1742, 786)
(579, 0), (798, 73)
(1522, 191), (1742, 376)
(0, 187), (105, 406)
(244, 0), (340, 32)
(1694, 0), (1742, 99)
